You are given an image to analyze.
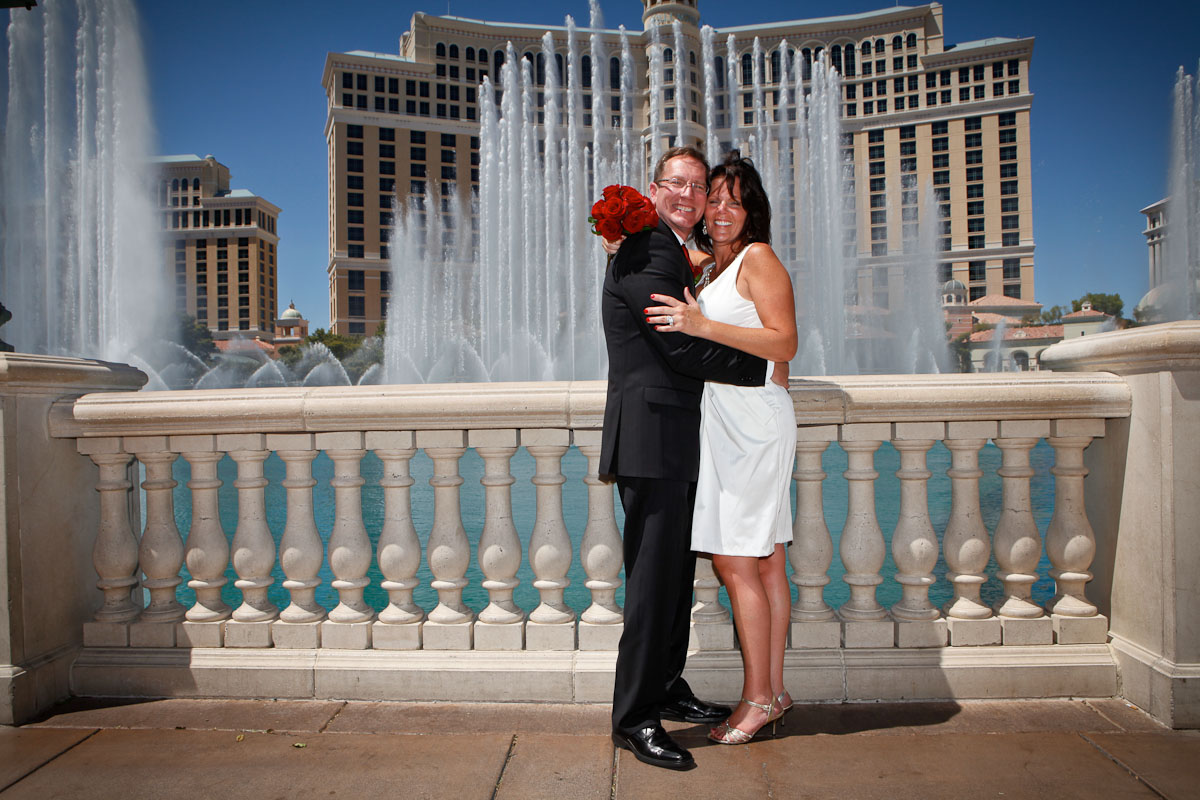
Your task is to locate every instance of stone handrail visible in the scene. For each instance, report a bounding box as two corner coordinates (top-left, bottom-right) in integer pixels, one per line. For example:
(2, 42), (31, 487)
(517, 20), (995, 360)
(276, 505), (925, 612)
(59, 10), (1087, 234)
(46, 371), (1130, 657)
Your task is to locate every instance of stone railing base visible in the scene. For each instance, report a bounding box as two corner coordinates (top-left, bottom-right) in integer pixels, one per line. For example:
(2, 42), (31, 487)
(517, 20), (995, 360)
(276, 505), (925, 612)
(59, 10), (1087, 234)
(1109, 634), (1200, 728)
(70, 643), (1117, 705)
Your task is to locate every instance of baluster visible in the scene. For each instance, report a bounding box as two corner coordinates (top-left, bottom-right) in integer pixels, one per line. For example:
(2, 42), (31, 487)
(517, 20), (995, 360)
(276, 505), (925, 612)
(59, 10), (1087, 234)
(179, 441), (230, 624)
(838, 431), (887, 623)
(890, 435), (939, 621)
(790, 437), (834, 623)
(471, 429), (524, 650)
(993, 431), (1044, 619)
(419, 430), (474, 649)
(321, 433), (374, 648)
(524, 429), (576, 650)
(125, 440), (185, 624)
(1046, 428), (1099, 618)
(575, 433), (623, 637)
(271, 435), (326, 651)
(942, 434), (992, 620)
(81, 442), (140, 627)
(223, 435), (278, 647)
(691, 557), (734, 650)
(370, 431), (424, 650)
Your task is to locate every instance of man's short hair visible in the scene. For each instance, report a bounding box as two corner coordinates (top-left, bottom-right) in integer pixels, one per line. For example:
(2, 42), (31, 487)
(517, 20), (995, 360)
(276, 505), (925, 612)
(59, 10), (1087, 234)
(652, 145), (709, 182)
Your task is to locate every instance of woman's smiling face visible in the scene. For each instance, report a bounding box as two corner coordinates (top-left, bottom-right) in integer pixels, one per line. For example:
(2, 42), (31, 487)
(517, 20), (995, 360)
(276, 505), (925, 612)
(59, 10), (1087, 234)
(705, 176), (746, 249)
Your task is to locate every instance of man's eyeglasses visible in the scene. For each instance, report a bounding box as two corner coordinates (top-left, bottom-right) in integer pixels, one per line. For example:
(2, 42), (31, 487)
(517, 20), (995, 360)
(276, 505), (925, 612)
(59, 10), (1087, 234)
(656, 177), (708, 195)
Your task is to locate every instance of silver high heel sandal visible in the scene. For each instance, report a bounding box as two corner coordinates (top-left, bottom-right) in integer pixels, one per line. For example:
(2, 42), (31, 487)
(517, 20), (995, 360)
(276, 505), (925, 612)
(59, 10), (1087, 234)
(707, 697), (779, 744)
(771, 692), (794, 726)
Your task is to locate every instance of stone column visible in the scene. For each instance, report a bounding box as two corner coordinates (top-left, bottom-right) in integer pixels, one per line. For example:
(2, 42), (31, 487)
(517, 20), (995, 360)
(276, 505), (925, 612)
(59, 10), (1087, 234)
(471, 429), (524, 651)
(524, 429), (576, 650)
(321, 432), (375, 649)
(370, 431), (425, 650)
(176, 436), (230, 649)
(418, 430), (474, 650)
(271, 434), (326, 649)
(126, 439), (185, 648)
(223, 435), (278, 647)
(575, 431), (624, 651)
(789, 430), (839, 649)
(942, 423), (1001, 646)
(890, 424), (945, 649)
(992, 422), (1053, 646)
(837, 424), (892, 649)
(1, 354), (144, 725)
(1042, 322), (1194, 726)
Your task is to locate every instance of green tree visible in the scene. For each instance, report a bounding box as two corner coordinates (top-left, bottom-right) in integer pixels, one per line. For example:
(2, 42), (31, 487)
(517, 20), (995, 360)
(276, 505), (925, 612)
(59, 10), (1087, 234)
(306, 327), (364, 361)
(176, 313), (216, 361)
(1071, 293), (1123, 318)
(1040, 305), (1064, 325)
(949, 330), (972, 373)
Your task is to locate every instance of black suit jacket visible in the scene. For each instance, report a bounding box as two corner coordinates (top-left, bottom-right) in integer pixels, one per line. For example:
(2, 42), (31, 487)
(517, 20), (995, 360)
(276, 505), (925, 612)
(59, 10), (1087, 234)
(600, 219), (767, 481)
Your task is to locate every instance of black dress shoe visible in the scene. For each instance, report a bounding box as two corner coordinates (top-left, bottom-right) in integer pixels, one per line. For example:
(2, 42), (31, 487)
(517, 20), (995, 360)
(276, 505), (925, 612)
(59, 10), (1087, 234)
(660, 695), (732, 724)
(612, 724), (696, 770)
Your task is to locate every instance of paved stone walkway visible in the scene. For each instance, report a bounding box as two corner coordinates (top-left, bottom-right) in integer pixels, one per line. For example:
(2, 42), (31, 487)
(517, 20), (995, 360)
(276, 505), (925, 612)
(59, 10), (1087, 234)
(2, 697), (1197, 798)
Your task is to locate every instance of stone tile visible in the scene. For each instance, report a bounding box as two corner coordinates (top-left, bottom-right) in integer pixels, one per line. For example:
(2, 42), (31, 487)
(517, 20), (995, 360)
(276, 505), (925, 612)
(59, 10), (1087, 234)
(0, 729), (511, 800)
(494, 733), (611, 800)
(0, 727), (92, 792)
(325, 701), (612, 736)
(758, 732), (1158, 799)
(615, 730), (771, 796)
(1084, 699), (1172, 732)
(1088, 732), (1200, 800)
(27, 698), (343, 734)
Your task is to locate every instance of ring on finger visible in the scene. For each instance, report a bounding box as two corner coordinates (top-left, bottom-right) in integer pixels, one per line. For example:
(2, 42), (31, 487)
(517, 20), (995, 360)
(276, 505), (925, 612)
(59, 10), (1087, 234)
(668, 315), (675, 326)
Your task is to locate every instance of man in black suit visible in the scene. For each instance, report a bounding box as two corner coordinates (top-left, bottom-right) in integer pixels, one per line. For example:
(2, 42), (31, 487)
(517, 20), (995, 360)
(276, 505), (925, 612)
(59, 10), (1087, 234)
(601, 146), (767, 770)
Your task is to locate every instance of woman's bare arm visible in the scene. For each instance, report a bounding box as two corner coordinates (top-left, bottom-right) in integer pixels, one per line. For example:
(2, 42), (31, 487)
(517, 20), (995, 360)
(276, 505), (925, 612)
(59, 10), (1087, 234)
(646, 242), (797, 363)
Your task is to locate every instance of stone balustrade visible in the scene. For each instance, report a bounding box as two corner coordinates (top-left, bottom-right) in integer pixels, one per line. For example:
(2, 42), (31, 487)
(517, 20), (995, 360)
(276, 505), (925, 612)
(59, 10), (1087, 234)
(35, 371), (1134, 705)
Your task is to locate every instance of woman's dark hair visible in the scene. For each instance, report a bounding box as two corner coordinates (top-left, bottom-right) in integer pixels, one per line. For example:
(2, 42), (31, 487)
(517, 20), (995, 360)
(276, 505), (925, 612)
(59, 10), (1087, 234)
(693, 149), (771, 255)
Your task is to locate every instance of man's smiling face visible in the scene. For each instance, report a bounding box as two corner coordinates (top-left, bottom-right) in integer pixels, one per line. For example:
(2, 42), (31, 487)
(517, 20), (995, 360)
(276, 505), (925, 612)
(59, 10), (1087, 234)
(649, 155), (707, 239)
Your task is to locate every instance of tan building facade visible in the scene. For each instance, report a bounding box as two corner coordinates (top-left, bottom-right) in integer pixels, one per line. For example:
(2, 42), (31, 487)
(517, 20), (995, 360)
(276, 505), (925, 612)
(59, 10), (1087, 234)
(322, 1), (1034, 335)
(155, 155), (281, 339)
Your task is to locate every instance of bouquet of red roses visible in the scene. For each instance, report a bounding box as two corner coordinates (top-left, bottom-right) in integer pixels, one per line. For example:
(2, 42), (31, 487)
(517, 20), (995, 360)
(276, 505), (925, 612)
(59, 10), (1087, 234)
(589, 184), (659, 242)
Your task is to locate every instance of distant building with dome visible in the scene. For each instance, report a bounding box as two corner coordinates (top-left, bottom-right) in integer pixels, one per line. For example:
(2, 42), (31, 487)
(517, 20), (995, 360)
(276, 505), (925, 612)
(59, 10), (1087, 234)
(275, 302), (310, 347)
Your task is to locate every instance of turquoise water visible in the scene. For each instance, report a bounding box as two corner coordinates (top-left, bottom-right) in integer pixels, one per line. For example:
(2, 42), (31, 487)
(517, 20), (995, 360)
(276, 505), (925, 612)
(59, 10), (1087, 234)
(169, 441), (1058, 616)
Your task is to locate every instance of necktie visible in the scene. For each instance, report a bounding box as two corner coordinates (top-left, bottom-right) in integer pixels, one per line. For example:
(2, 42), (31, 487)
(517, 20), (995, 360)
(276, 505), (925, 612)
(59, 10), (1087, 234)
(681, 243), (695, 274)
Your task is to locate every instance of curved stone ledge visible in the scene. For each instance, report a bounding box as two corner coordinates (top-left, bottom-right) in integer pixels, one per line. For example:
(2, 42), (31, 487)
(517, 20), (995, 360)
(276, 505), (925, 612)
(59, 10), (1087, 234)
(49, 373), (1130, 440)
(0, 352), (146, 395)
(1041, 320), (1200, 375)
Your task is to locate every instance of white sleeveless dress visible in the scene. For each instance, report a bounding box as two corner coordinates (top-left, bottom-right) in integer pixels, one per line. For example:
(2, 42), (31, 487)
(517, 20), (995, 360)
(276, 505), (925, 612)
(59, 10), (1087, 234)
(691, 246), (796, 557)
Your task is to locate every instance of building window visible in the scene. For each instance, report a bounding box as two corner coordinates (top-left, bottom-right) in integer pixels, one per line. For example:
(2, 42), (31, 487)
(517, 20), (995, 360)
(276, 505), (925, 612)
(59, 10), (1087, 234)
(348, 296), (365, 317)
(347, 192), (363, 207)
(967, 200), (984, 216)
(1001, 197), (1019, 213)
(965, 166), (983, 182)
(966, 150), (983, 164)
(968, 235), (985, 249)
(348, 227), (364, 241)
(1000, 180), (1018, 195)
(1002, 232), (1020, 246)
(348, 270), (365, 291)
(968, 261), (986, 281)
(932, 153), (949, 168)
(968, 218), (985, 233)
(348, 245), (364, 258)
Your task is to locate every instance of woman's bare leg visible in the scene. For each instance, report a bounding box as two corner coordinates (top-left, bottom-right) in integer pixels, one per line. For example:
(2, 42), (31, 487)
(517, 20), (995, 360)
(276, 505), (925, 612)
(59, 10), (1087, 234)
(712, 553), (774, 732)
(759, 544), (792, 707)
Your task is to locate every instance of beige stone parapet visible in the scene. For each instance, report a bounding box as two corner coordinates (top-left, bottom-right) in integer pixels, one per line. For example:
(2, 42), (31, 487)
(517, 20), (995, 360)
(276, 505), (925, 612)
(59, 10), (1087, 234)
(1042, 320), (1200, 728)
(47, 373), (1130, 440)
(1, 354), (145, 726)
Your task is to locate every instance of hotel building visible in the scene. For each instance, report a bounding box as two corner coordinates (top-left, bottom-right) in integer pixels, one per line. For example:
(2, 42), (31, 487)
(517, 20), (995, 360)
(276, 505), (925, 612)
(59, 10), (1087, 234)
(154, 155), (281, 339)
(322, 1), (1034, 336)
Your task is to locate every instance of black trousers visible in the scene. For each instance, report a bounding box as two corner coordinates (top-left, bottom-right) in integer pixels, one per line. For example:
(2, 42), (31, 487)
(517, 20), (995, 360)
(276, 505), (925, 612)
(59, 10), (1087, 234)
(611, 476), (698, 733)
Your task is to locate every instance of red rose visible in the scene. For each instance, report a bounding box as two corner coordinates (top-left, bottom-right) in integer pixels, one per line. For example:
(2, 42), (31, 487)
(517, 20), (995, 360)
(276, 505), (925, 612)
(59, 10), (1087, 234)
(619, 185), (642, 203)
(591, 199), (606, 219)
(601, 195), (628, 218)
(597, 218), (624, 241)
(623, 207), (653, 234)
(602, 184), (623, 200)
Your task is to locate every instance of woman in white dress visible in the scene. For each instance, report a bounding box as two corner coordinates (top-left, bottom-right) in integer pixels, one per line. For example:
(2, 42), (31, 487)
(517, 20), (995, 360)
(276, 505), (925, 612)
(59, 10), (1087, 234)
(645, 151), (797, 744)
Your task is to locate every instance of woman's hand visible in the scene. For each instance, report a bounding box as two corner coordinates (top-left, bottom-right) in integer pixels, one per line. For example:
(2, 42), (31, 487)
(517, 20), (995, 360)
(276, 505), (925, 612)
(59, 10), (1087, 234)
(769, 360), (790, 387)
(601, 235), (625, 256)
(645, 287), (706, 335)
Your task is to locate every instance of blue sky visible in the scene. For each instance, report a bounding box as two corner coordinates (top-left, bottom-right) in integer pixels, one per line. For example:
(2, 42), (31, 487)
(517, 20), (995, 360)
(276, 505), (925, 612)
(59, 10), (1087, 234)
(133, 0), (1199, 326)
